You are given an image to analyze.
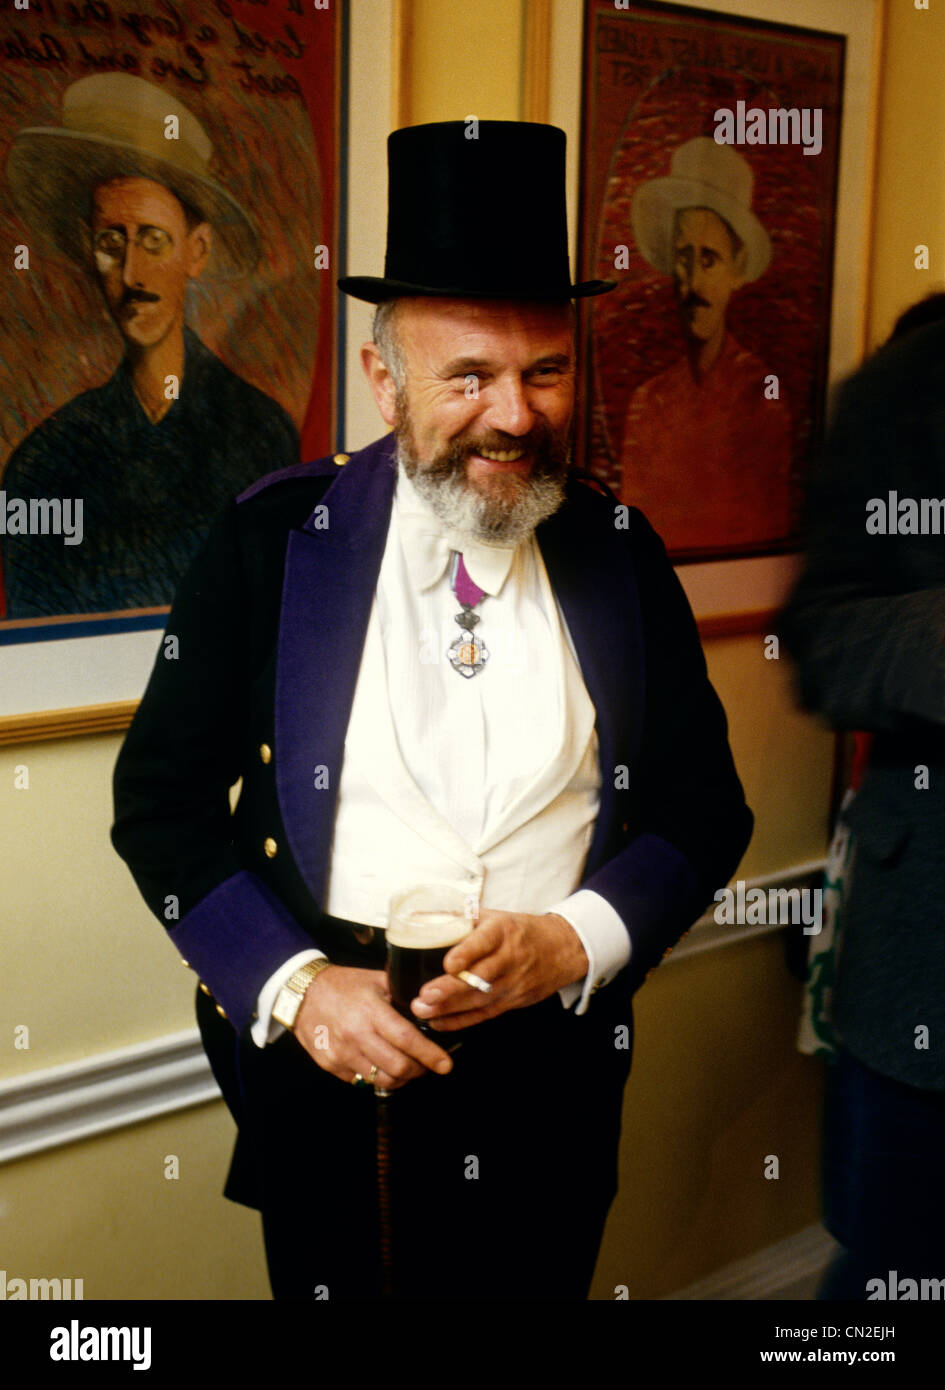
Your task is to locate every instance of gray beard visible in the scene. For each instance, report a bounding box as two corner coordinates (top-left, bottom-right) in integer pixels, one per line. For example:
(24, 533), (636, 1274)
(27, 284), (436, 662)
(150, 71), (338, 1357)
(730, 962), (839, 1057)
(395, 436), (568, 545)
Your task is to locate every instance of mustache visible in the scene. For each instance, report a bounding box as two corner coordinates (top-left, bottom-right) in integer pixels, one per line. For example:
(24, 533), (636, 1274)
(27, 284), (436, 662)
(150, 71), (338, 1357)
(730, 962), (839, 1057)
(119, 288), (160, 307)
(682, 292), (711, 310)
(463, 429), (548, 455)
(425, 420), (564, 473)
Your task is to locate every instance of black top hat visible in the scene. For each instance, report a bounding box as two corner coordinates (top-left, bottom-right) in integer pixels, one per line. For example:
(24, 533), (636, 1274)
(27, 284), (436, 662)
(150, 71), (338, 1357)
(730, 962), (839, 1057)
(338, 120), (614, 303)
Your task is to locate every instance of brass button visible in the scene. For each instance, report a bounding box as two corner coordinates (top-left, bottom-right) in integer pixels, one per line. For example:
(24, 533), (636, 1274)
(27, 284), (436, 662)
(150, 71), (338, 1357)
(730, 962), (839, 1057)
(215, 1004), (227, 1019)
(353, 926), (375, 946)
(181, 959), (190, 968)
(199, 982), (212, 996)
(259, 743), (272, 765)
(264, 837), (278, 858)
(333, 452), (349, 466)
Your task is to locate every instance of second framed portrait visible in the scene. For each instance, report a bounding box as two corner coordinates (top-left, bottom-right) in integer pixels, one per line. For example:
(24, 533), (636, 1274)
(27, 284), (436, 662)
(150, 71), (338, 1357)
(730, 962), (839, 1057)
(578, 0), (849, 563)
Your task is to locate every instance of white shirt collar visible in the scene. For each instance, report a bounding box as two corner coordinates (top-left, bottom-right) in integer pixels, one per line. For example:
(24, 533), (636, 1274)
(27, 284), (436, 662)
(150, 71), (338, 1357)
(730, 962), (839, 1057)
(393, 462), (520, 597)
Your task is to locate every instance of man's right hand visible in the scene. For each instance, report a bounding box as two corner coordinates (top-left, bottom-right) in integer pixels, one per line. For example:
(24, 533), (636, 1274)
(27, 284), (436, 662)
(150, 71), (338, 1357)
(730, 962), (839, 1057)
(291, 965), (454, 1090)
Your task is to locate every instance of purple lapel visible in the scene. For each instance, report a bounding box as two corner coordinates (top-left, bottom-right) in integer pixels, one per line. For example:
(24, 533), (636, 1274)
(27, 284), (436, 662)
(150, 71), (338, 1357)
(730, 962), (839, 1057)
(274, 433), (397, 906)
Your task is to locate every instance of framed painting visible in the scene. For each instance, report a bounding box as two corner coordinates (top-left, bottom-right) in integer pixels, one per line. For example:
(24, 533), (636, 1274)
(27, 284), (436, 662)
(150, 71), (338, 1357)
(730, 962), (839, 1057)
(0, 0), (342, 648)
(578, 0), (847, 564)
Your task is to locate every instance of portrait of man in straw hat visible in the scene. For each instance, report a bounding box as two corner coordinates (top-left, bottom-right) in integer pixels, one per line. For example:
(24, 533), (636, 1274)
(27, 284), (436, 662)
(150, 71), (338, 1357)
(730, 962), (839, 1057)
(619, 136), (791, 556)
(1, 73), (299, 621)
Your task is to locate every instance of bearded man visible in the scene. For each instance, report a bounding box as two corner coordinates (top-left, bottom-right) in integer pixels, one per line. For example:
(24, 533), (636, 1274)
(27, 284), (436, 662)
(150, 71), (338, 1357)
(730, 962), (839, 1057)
(112, 121), (752, 1301)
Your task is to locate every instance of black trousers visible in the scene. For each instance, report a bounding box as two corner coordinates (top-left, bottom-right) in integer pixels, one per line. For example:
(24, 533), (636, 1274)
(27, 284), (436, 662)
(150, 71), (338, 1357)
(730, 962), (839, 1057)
(206, 969), (634, 1302)
(819, 1046), (945, 1300)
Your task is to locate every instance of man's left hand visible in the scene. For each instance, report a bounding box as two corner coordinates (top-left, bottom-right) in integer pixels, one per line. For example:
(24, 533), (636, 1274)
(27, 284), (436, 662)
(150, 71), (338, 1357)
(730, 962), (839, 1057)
(411, 910), (588, 1030)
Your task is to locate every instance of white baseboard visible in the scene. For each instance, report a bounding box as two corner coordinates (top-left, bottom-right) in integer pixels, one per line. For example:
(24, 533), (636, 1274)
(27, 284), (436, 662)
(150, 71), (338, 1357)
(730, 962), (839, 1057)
(0, 1029), (219, 1166)
(667, 1223), (841, 1300)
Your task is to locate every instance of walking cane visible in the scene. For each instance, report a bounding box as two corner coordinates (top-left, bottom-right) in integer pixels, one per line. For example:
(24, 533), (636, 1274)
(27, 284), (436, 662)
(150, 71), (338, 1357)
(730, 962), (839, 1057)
(374, 1084), (395, 1298)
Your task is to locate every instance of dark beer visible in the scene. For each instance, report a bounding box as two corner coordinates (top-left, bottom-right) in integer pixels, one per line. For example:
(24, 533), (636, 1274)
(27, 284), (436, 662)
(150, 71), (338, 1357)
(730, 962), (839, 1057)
(386, 910), (469, 1021)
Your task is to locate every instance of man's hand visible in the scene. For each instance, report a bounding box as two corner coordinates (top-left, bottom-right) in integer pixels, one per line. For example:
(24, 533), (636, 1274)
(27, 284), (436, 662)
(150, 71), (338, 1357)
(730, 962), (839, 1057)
(411, 910), (589, 1031)
(292, 965), (454, 1089)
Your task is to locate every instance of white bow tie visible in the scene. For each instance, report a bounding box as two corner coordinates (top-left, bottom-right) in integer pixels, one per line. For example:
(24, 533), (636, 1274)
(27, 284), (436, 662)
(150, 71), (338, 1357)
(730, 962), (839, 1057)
(396, 511), (519, 597)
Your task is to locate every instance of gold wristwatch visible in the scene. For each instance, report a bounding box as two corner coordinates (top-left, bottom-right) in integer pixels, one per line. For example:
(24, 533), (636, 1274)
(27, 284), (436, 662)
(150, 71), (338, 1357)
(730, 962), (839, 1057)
(272, 958), (333, 1032)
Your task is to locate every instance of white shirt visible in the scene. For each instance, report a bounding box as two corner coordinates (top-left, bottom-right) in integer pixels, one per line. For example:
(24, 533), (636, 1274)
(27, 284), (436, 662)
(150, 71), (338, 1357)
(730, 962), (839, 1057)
(252, 464), (630, 1045)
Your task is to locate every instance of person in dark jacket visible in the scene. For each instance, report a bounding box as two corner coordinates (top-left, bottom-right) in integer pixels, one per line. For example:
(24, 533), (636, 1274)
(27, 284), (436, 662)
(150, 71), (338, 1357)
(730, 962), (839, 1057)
(782, 293), (945, 1299)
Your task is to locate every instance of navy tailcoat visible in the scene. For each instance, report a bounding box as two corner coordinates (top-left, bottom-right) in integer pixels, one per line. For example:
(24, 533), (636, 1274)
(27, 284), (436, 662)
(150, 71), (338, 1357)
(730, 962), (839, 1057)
(112, 432), (752, 1220)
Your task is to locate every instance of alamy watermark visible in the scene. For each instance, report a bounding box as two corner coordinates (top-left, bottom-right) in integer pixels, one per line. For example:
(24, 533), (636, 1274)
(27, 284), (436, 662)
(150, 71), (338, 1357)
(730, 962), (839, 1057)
(1, 1268), (83, 1299)
(714, 100), (822, 157)
(867, 1271), (945, 1300)
(0, 492), (83, 545)
(866, 492), (945, 535)
(714, 880), (823, 934)
(49, 1319), (151, 1371)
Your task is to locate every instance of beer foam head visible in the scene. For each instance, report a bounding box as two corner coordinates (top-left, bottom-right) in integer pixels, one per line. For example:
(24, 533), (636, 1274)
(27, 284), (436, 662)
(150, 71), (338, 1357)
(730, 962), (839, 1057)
(386, 910), (469, 950)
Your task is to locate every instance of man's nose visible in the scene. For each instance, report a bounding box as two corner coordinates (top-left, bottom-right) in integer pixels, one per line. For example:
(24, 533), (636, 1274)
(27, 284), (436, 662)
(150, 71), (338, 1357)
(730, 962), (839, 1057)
(121, 240), (147, 287)
(689, 262), (710, 296)
(482, 376), (536, 436)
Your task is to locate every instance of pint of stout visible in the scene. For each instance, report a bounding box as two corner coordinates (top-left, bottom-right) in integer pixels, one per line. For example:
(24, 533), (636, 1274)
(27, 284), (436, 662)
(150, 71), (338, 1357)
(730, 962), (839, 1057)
(387, 910), (470, 1020)
(386, 884), (475, 1023)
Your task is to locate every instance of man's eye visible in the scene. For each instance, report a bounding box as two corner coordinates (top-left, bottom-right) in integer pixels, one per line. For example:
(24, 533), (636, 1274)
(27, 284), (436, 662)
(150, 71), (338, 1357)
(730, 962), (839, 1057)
(94, 231), (125, 257)
(140, 229), (171, 254)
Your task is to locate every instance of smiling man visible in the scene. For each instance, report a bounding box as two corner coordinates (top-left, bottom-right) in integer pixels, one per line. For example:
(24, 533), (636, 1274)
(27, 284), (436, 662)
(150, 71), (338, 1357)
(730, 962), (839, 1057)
(112, 120), (752, 1301)
(1, 74), (297, 619)
(620, 136), (791, 556)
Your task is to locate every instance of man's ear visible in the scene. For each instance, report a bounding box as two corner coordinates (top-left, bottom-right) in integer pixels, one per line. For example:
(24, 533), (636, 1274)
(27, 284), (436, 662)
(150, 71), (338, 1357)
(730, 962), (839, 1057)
(361, 342), (399, 428)
(186, 222), (212, 279)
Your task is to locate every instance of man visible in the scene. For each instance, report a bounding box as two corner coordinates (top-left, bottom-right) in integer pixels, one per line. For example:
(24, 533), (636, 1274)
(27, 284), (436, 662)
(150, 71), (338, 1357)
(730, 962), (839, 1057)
(781, 297), (945, 1298)
(620, 136), (791, 555)
(112, 120), (752, 1300)
(1, 73), (298, 619)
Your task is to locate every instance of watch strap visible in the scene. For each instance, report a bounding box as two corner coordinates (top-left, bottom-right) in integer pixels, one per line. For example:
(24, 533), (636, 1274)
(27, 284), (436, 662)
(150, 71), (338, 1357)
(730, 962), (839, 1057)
(272, 957), (332, 1031)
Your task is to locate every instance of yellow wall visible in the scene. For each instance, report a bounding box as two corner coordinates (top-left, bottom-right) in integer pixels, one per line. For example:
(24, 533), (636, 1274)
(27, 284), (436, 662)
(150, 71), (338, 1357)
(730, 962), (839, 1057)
(1, 736), (196, 1080)
(0, 1105), (268, 1301)
(866, 0), (945, 349)
(398, 0), (524, 125)
(2, 0), (923, 1303)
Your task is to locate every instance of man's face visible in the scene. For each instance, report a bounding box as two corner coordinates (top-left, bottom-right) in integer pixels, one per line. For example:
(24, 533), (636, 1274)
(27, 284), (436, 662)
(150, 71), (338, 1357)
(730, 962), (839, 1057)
(90, 177), (211, 350)
(672, 207), (746, 345)
(375, 299), (575, 543)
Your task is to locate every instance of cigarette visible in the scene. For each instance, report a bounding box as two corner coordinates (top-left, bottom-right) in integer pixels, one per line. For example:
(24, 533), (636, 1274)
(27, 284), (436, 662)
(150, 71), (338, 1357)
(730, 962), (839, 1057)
(455, 969), (491, 993)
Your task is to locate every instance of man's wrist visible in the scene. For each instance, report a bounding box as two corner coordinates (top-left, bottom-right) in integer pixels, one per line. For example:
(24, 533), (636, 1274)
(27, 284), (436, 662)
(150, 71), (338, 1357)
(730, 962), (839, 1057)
(543, 912), (589, 988)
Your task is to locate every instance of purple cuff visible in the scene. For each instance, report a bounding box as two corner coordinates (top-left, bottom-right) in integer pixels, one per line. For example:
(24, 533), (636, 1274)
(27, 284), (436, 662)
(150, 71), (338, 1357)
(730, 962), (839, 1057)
(581, 832), (702, 988)
(169, 871), (319, 1032)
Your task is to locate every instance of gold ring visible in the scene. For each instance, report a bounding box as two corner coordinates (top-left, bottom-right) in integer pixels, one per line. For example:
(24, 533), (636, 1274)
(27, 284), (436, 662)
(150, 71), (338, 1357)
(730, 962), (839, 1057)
(368, 1064), (380, 1084)
(351, 1072), (365, 1086)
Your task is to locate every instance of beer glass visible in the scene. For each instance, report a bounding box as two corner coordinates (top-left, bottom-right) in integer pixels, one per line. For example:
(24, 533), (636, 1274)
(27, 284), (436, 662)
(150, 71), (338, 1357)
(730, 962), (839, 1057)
(386, 883), (478, 1026)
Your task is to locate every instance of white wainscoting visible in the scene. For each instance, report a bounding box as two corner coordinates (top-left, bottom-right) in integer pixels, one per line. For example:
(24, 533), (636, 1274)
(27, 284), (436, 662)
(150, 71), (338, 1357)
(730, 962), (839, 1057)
(0, 1029), (218, 1166)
